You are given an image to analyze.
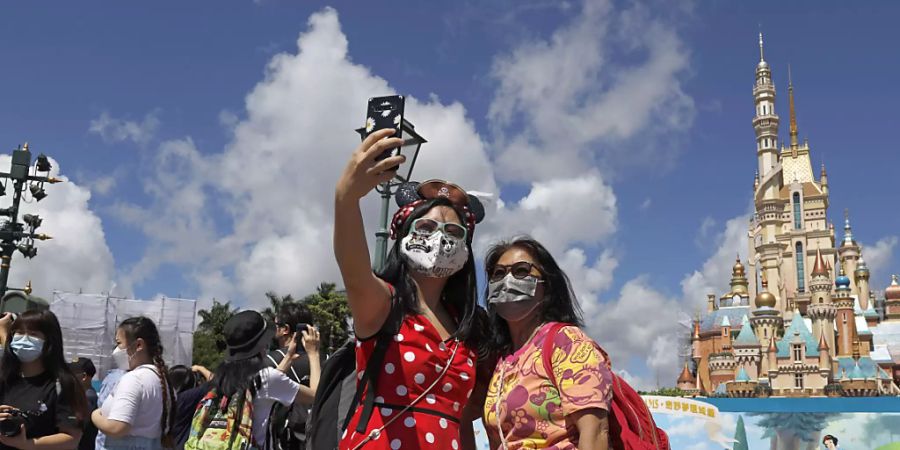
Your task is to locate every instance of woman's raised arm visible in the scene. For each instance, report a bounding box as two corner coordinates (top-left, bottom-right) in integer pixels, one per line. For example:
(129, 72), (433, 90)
(334, 128), (405, 338)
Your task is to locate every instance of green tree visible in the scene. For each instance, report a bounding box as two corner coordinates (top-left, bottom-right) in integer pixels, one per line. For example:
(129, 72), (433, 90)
(262, 292), (298, 323)
(733, 415), (749, 450)
(302, 283), (350, 355)
(192, 299), (238, 369)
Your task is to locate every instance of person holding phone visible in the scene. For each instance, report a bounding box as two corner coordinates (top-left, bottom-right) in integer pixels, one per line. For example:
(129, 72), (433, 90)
(334, 127), (492, 450)
(265, 303), (321, 450)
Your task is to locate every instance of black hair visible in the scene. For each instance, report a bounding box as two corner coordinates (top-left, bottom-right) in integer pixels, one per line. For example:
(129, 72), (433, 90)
(168, 365), (198, 395)
(211, 355), (265, 399)
(823, 435), (838, 445)
(483, 236), (584, 354)
(377, 197), (485, 351)
(118, 317), (174, 447)
(276, 303), (313, 330)
(0, 310), (89, 423)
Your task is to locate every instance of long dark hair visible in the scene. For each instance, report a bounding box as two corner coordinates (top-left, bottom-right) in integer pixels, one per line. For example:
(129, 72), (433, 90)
(483, 236), (584, 354)
(377, 197), (484, 350)
(118, 317), (174, 447)
(211, 355), (265, 398)
(0, 310), (89, 422)
(168, 365), (198, 395)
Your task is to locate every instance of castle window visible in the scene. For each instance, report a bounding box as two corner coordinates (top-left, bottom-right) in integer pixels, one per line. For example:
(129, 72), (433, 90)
(792, 344), (803, 362)
(794, 373), (804, 389)
(796, 242), (806, 293)
(793, 193), (802, 230)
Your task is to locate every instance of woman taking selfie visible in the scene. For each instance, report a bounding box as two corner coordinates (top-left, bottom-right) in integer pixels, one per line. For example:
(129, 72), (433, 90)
(482, 237), (612, 450)
(91, 317), (173, 450)
(334, 127), (489, 450)
(0, 310), (88, 450)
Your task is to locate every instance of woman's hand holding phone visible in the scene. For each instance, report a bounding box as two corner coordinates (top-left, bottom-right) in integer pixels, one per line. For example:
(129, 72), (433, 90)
(335, 128), (405, 204)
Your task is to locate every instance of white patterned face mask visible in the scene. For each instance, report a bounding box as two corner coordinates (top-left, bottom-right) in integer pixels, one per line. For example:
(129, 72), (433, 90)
(400, 229), (468, 278)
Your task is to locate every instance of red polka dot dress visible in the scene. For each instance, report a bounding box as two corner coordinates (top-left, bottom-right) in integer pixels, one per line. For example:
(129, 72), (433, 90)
(340, 313), (477, 450)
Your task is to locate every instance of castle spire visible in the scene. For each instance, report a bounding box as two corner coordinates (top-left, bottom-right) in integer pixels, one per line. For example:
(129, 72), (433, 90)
(812, 247), (829, 277)
(759, 32), (765, 63)
(842, 209), (856, 247)
(788, 65), (799, 148)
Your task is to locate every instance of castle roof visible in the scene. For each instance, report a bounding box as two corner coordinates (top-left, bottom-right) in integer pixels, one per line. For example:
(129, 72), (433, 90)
(721, 315), (731, 327)
(734, 319), (759, 347)
(856, 316), (872, 336)
(776, 311), (819, 358)
(735, 366), (751, 382)
(677, 363), (694, 384)
(848, 361), (865, 380)
(837, 356), (878, 379)
(700, 306), (750, 333)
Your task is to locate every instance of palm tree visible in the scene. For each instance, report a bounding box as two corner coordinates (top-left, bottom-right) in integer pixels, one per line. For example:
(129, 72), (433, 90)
(197, 299), (238, 335)
(261, 291), (297, 323)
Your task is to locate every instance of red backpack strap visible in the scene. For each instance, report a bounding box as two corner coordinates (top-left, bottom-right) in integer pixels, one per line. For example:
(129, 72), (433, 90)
(540, 322), (568, 389)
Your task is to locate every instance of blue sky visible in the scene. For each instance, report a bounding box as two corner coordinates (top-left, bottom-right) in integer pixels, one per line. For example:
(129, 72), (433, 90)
(1, 1), (898, 387)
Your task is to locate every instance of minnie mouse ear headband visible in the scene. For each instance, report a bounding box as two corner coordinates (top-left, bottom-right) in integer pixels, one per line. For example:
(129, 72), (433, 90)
(390, 179), (486, 241)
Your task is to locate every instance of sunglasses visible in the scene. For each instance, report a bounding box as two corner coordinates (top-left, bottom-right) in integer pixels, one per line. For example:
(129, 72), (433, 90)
(489, 261), (542, 282)
(410, 218), (467, 241)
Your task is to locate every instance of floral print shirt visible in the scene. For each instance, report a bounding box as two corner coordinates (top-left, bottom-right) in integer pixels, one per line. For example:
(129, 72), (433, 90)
(483, 323), (613, 450)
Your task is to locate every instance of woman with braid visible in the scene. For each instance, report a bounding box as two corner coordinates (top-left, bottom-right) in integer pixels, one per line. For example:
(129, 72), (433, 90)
(92, 317), (175, 450)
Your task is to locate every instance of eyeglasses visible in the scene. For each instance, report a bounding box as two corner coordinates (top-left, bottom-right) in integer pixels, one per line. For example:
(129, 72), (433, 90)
(489, 261), (542, 282)
(410, 218), (467, 241)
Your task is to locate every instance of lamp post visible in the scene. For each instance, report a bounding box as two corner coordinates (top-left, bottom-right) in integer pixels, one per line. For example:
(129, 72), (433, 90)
(0, 143), (59, 311)
(356, 119), (427, 272)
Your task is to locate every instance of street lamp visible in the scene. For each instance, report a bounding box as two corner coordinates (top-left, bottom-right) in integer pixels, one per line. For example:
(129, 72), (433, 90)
(355, 118), (427, 272)
(0, 143), (59, 309)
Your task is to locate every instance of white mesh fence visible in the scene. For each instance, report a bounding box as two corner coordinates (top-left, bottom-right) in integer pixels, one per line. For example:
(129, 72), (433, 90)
(50, 291), (197, 378)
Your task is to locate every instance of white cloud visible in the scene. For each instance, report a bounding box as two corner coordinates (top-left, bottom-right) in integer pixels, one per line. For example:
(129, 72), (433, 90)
(861, 236), (898, 288)
(0, 156), (117, 301)
(488, 0), (694, 182)
(581, 276), (687, 390)
(681, 214), (751, 313)
(89, 110), (160, 146)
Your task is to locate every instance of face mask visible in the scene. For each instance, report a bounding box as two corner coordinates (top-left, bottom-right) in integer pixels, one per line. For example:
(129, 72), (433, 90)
(111, 346), (130, 370)
(10, 334), (44, 363)
(400, 230), (468, 278)
(488, 274), (543, 323)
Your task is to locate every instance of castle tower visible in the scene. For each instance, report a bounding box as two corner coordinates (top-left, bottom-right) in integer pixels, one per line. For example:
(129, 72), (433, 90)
(751, 274), (783, 348)
(834, 264), (858, 357)
(722, 257), (751, 306)
(817, 332), (831, 379)
(820, 164), (829, 196)
(749, 33), (786, 311)
(807, 248), (837, 352)
(855, 255), (871, 311)
(885, 275), (900, 321)
(838, 210), (861, 294)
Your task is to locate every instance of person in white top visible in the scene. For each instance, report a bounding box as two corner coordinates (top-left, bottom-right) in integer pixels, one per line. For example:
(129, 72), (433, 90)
(213, 310), (320, 447)
(92, 316), (175, 450)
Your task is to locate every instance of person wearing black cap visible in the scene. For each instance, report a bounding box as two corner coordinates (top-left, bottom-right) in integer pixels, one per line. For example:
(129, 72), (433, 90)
(69, 358), (98, 450)
(206, 311), (320, 448)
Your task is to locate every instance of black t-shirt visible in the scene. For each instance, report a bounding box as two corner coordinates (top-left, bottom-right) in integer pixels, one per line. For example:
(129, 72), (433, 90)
(0, 372), (80, 450)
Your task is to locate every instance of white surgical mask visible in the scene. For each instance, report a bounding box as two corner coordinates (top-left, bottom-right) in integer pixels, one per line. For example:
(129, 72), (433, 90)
(10, 334), (45, 363)
(488, 274), (543, 323)
(111, 346), (130, 370)
(400, 230), (468, 278)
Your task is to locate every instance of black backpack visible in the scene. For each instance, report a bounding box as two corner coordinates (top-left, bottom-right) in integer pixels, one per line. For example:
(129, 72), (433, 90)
(266, 350), (310, 450)
(306, 306), (401, 450)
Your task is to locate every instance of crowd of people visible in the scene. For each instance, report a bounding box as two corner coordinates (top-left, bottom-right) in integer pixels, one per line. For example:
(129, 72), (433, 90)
(0, 128), (625, 450)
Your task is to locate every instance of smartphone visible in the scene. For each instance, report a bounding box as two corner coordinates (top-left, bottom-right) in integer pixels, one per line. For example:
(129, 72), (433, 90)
(365, 95), (405, 162)
(294, 323), (311, 344)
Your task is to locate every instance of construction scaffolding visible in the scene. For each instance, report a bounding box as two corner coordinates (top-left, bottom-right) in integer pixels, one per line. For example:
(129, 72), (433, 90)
(50, 291), (197, 378)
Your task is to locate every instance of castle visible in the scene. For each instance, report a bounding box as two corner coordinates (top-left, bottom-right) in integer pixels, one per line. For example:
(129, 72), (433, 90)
(677, 35), (900, 398)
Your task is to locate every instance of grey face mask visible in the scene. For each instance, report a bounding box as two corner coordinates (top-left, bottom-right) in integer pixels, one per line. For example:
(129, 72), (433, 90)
(488, 274), (540, 304)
